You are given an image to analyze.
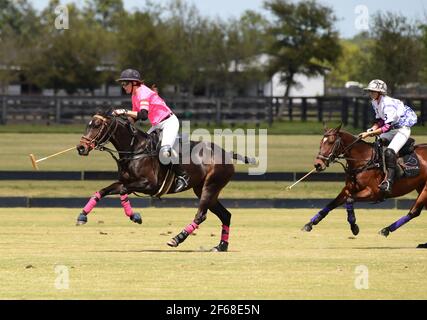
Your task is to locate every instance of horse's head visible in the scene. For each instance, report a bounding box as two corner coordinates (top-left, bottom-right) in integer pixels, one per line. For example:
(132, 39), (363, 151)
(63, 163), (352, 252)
(314, 124), (343, 172)
(77, 110), (117, 156)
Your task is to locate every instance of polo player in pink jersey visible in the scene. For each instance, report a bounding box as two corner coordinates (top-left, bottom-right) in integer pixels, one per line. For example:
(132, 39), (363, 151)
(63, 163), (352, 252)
(113, 69), (188, 193)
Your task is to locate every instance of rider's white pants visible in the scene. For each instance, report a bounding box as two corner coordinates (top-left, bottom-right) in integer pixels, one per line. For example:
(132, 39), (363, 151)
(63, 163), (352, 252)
(380, 126), (411, 153)
(147, 114), (180, 148)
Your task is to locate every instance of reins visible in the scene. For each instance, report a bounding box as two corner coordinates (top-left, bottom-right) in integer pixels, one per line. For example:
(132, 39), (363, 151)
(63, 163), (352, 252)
(81, 114), (158, 164)
(319, 133), (381, 176)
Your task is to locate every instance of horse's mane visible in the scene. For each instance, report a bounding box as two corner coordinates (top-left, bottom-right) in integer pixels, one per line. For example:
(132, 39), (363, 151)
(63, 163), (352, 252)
(96, 107), (114, 118)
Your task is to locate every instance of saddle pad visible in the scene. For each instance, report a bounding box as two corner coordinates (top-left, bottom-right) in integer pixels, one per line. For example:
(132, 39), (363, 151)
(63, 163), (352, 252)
(398, 152), (420, 178)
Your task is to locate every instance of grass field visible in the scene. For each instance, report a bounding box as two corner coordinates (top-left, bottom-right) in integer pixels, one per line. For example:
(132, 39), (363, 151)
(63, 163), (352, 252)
(1, 133), (427, 172)
(0, 208), (426, 300)
(0, 180), (420, 200)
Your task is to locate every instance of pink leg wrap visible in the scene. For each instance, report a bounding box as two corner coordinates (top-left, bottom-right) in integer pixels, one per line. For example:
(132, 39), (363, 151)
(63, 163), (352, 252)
(120, 194), (133, 217)
(221, 225), (230, 242)
(184, 221), (199, 234)
(83, 192), (101, 214)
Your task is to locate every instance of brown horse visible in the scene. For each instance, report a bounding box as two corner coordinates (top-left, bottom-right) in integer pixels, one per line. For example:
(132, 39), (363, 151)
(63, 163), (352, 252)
(76, 110), (254, 251)
(302, 125), (427, 238)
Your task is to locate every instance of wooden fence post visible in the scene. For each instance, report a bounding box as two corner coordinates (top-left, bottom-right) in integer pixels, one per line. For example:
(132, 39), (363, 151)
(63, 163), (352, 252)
(55, 98), (61, 124)
(301, 98), (307, 121)
(1, 96), (6, 125)
(216, 99), (221, 126)
(341, 97), (349, 126)
(317, 97), (323, 122)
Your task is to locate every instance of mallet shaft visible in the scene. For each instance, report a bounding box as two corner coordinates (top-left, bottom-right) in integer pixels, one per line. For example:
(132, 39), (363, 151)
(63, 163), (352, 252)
(35, 147), (75, 163)
(286, 168), (317, 190)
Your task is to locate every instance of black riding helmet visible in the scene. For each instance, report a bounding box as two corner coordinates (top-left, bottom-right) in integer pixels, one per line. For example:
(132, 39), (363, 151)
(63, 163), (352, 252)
(116, 69), (142, 83)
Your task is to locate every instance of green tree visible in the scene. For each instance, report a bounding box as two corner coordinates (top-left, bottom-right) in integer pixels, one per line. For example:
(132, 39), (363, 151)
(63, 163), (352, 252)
(264, 0), (341, 116)
(224, 11), (272, 96)
(115, 8), (175, 90)
(326, 33), (373, 88)
(161, 0), (216, 96)
(417, 24), (427, 85)
(0, 0), (41, 93)
(362, 12), (422, 93)
(26, 1), (109, 94)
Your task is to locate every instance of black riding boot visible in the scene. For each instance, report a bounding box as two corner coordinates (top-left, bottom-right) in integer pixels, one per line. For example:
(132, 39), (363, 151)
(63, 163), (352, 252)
(379, 148), (397, 194)
(172, 165), (189, 193)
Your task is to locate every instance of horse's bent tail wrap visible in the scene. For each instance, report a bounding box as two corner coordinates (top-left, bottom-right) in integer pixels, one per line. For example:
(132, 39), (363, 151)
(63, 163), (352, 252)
(76, 111), (254, 251)
(303, 125), (427, 243)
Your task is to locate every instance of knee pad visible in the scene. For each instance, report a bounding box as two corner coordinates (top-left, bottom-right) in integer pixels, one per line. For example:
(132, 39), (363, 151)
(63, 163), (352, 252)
(159, 145), (172, 165)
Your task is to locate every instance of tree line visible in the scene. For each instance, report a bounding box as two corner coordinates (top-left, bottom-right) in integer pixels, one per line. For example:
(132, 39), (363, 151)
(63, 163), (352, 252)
(0, 0), (426, 97)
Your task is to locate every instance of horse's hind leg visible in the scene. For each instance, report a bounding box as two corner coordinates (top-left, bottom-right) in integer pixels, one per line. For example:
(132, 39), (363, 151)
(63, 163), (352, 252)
(209, 201), (231, 252)
(346, 197), (359, 236)
(380, 185), (427, 237)
(302, 188), (348, 232)
(167, 181), (222, 248)
(76, 181), (122, 225)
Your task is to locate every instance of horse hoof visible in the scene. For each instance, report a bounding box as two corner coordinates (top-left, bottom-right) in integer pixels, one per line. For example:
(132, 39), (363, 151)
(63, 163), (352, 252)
(302, 223), (313, 232)
(130, 213), (142, 224)
(211, 241), (228, 252)
(167, 238), (178, 247)
(351, 224), (360, 236)
(380, 227), (390, 237)
(76, 213), (87, 226)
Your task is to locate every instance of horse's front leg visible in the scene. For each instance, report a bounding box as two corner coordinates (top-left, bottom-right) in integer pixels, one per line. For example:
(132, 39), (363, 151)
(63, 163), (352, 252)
(76, 181), (123, 225)
(302, 188), (348, 232)
(117, 179), (160, 225)
(345, 197), (359, 236)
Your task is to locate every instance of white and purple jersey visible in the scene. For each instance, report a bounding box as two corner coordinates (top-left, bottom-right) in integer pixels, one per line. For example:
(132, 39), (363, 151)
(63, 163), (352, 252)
(372, 96), (417, 132)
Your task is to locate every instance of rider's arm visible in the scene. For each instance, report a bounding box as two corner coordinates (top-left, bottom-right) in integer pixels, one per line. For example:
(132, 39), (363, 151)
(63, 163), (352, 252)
(113, 109), (147, 121)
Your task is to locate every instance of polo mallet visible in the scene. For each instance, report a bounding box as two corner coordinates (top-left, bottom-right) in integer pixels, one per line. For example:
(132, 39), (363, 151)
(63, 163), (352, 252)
(29, 146), (76, 170)
(286, 168), (317, 190)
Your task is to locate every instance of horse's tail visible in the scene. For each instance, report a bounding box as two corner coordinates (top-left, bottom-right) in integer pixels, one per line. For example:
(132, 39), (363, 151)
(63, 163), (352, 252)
(232, 152), (258, 165)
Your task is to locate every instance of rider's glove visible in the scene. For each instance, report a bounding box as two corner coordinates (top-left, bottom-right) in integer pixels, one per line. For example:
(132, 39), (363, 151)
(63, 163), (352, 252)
(113, 109), (128, 116)
(367, 128), (374, 133)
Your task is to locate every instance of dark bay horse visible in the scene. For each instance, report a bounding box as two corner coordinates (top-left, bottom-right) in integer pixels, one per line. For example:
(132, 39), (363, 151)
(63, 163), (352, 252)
(76, 110), (254, 252)
(302, 125), (427, 238)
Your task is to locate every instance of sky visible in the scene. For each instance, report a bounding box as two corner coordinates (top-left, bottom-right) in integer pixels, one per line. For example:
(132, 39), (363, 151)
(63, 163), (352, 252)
(31, 0), (427, 38)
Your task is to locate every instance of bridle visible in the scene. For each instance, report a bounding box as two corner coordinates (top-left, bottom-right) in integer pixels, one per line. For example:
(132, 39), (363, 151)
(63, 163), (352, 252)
(316, 133), (343, 167)
(80, 115), (119, 150)
(80, 114), (158, 163)
(317, 131), (379, 176)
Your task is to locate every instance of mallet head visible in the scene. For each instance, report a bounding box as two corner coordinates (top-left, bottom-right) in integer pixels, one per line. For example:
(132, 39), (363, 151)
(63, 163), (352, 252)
(29, 154), (39, 170)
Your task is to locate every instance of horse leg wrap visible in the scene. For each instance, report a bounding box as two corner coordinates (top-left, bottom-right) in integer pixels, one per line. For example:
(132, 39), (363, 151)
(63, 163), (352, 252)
(311, 207), (331, 225)
(221, 225), (230, 242)
(120, 194), (133, 217)
(173, 230), (189, 245)
(345, 202), (356, 225)
(83, 192), (101, 214)
(184, 221), (199, 235)
(388, 215), (412, 232)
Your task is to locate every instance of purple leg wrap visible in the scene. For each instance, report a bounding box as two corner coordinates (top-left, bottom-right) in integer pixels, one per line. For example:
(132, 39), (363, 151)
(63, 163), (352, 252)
(311, 207), (331, 224)
(389, 215), (412, 232)
(345, 202), (356, 225)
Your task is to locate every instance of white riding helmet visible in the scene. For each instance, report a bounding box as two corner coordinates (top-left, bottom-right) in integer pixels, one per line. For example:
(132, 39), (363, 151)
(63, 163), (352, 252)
(363, 79), (388, 95)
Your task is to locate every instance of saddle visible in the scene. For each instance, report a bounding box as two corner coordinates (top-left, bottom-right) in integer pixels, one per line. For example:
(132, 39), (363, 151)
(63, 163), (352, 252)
(377, 138), (421, 179)
(148, 130), (190, 198)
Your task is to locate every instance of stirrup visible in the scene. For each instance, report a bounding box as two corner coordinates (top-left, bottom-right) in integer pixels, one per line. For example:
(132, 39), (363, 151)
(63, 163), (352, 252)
(174, 176), (188, 192)
(379, 180), (392, 193)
